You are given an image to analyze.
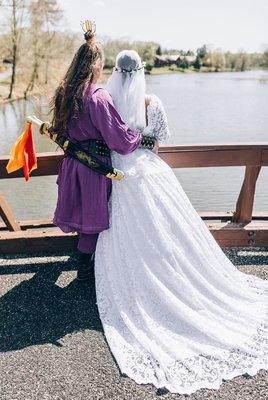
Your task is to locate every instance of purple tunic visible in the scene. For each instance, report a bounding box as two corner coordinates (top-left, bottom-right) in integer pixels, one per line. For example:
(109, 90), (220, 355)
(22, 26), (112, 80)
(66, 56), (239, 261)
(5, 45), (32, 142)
(53, 83), (141, 234)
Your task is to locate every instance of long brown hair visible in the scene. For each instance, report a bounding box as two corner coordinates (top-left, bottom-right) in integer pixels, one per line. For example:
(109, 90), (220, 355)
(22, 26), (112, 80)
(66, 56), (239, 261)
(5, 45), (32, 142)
(51, 36), (103, 133)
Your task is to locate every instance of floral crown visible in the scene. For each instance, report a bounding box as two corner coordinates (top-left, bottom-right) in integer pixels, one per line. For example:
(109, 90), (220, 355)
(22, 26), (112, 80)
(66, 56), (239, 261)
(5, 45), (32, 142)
(114, 61), (146, 74)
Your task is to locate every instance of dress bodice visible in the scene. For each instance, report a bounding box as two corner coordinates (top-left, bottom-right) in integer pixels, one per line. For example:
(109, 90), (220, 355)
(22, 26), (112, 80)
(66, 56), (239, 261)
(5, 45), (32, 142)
(111, 94), (171, 173)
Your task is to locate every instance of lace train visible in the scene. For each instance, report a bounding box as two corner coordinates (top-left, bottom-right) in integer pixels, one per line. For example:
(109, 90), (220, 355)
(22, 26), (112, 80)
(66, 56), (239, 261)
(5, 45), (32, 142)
(95, 149), (268, 395)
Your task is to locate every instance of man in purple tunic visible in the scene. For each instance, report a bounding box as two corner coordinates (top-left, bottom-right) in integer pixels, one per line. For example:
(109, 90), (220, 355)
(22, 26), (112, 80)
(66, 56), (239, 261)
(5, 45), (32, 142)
(53, 83), (142, 279)
(51, 20), (156, 280)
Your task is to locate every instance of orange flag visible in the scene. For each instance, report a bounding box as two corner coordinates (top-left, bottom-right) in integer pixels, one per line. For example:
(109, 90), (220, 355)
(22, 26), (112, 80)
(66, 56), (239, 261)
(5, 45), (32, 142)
(6, 121), (37, 181)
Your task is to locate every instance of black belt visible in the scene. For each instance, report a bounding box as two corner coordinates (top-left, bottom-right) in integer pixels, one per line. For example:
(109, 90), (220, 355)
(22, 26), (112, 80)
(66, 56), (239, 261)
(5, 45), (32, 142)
(78, 139), (110, 157)
(39, 122), (124, 180)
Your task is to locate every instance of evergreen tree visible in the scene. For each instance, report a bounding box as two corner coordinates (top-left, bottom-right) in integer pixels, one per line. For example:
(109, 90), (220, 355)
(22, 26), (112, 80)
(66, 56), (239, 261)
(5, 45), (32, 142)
(193, 56), (202, 70)
(156, 45), (162, 56)
(197, 45), (207, 59)
(176, 57), (189, 69)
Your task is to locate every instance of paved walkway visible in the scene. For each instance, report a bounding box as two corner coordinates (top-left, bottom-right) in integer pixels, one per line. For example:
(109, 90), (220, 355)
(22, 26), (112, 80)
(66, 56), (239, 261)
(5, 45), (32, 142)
(1, 247), (267, 400)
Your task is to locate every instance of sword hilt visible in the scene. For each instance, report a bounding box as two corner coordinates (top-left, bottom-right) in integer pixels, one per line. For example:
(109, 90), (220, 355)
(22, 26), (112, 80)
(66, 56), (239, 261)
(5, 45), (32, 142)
(107, 169), (124, 181)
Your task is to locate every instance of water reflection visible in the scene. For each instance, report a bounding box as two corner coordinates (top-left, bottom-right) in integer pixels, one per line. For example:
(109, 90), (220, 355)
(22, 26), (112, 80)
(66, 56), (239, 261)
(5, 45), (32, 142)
(0, 70), (267, 219)
(0, 96), (55, 155)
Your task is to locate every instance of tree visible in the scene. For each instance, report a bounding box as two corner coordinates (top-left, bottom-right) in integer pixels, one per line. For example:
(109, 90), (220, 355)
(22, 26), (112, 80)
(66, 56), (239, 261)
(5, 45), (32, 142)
(2, 0), (27, 98)
(186, 49), (194, 56)
(141, 43), (156, 72)
(234, 49), (249, 71)
(176, 57), (189, 69)
(210, 49), (226, 71)
(24, 0), (62, 96)
(196, 44), (207, 60)
(101, 38), (159, 67)
(193, 56), (201, 70)
(262, 47), (268, 68)
(225, 51), (236, 70)
(104, 55), (115, 69)
(156, 45), (162, 56)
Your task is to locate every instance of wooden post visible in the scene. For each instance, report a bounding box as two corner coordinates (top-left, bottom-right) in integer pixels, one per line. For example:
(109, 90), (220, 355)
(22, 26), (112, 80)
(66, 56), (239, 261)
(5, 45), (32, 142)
(0, 195), (21, 231)
(232, 166), (261, 223)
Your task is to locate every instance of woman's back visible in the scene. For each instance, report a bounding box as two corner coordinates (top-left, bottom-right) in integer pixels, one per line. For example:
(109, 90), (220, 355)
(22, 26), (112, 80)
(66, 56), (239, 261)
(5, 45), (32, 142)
(110, 93), (170, 180)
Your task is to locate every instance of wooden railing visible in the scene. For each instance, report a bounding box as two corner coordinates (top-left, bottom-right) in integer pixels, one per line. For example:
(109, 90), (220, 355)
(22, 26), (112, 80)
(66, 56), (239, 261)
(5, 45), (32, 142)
(0, 142), (268, 253)
(158, 143), (268, 223)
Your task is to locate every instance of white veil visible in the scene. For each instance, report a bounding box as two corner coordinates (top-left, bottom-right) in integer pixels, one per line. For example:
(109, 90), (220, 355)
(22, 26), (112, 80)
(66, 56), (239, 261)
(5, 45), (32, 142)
(106, 50), (146, 131)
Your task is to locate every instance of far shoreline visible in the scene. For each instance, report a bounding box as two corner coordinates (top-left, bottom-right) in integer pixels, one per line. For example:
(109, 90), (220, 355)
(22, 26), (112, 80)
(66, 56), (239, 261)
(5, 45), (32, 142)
(1, 68), (267, 106)
(104, 66), (268, 76)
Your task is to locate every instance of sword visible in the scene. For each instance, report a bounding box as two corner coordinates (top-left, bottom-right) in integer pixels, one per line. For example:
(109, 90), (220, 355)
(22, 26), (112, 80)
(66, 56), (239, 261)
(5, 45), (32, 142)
(27, 116), (124, 181)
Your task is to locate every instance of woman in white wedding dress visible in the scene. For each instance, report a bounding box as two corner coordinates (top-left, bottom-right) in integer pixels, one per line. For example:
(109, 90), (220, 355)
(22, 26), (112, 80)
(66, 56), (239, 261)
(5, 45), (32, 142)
(94, 50), (268, 395)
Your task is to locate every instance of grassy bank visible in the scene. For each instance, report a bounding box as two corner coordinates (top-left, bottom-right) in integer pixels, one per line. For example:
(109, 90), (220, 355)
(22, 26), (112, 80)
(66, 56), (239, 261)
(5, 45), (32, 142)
(0, 67), (112, 105)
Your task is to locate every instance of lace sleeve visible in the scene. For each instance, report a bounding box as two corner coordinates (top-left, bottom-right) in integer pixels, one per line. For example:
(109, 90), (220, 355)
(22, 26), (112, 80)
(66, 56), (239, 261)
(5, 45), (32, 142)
(143, 95), (171, 143)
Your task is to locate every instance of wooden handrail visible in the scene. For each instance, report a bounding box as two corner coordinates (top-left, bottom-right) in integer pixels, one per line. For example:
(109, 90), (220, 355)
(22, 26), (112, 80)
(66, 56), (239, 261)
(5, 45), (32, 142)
(0, 143), (267, 180)
(0, 143), (267, 226)
(158, 143), (268, 169)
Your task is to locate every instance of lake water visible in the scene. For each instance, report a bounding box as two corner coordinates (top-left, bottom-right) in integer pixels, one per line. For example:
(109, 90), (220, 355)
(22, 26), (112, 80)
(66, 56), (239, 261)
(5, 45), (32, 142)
(0, 70), (267, 220)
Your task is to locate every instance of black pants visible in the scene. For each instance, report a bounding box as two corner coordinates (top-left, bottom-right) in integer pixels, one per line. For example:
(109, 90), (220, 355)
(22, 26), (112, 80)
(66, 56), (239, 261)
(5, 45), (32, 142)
(77, 233), (99, 254)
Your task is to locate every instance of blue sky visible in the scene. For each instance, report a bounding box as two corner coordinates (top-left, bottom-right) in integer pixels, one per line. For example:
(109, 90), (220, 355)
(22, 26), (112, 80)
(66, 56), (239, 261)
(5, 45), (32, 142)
(59, 0), (268, 52)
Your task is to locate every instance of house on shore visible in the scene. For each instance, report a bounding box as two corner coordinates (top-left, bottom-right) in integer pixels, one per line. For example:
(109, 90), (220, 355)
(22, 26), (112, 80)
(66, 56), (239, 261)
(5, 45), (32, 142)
(154, 54), (196, 68)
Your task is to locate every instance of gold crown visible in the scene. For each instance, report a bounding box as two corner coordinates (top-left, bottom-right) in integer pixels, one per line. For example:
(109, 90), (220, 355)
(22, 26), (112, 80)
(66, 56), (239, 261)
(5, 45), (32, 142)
(80, 19), (96, 38)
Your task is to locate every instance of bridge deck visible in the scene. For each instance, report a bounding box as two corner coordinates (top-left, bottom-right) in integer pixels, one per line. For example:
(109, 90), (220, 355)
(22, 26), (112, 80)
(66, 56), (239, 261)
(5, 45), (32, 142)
(1, 247), (267, 400)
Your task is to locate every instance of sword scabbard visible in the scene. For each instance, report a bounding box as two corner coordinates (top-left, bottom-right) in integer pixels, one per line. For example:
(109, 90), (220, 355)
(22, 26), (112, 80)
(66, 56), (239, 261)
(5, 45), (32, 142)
(37, 120), (124, 181)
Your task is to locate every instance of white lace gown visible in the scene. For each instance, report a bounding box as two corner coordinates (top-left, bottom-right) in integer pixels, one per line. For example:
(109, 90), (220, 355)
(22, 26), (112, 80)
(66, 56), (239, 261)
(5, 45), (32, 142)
(95, 94), (268, 394)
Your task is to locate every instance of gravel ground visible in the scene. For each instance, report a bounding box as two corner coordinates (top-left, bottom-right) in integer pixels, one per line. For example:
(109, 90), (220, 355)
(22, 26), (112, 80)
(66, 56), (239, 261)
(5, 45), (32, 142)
(1, 247), (268, 400)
